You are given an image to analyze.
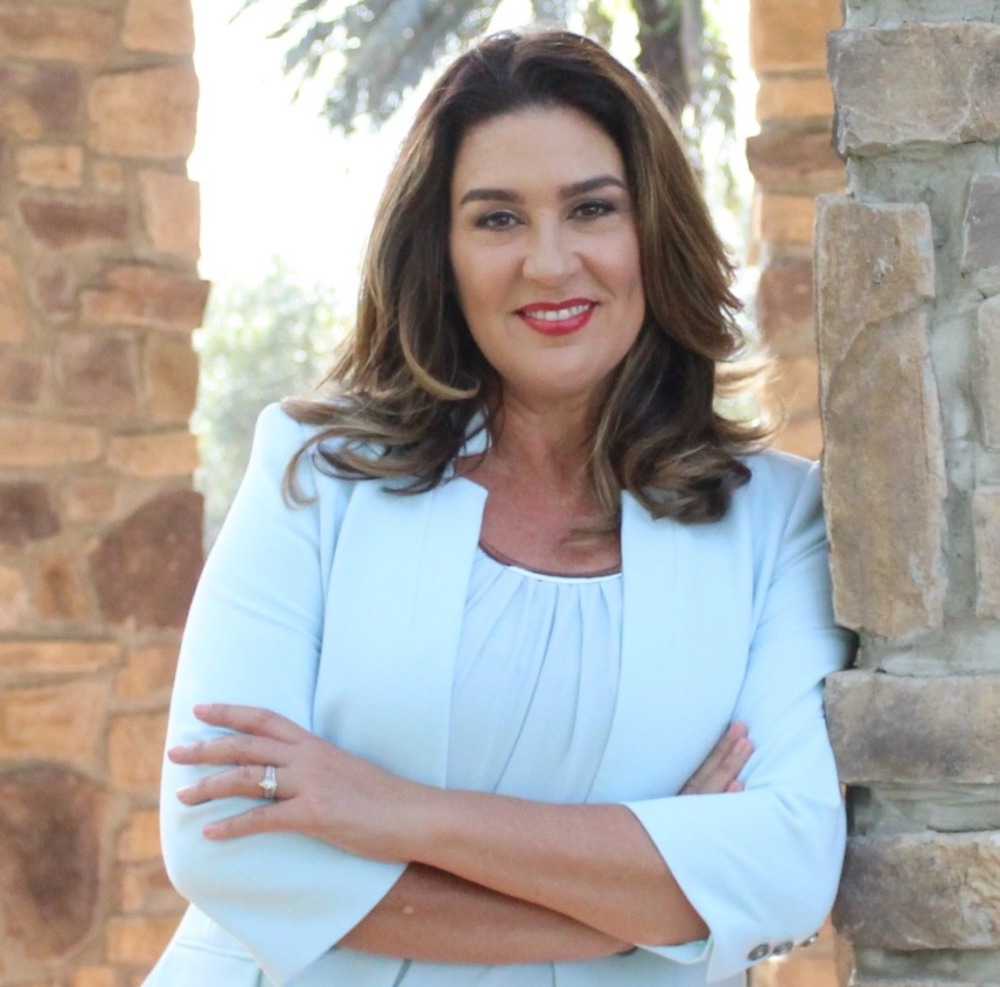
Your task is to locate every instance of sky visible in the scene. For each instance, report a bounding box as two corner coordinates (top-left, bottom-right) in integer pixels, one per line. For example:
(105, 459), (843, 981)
(189, 1), (757, 296)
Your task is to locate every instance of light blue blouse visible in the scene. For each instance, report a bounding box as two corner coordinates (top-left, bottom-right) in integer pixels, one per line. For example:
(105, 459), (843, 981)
(399, 547), (624, 987)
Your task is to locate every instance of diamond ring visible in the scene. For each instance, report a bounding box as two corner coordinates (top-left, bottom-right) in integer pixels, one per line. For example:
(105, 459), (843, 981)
(259, 764), (278, 800)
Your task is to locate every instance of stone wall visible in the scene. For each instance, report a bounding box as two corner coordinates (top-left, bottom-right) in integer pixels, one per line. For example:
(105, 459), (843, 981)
(0, 0), (206, 984)
(818, 2), (1000, 986)
(748, 0), (843, 461)
(745, 3), (852, 986)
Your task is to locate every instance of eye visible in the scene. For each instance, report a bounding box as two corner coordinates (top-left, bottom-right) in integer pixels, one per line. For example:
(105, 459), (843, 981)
(571, 199), (616, 220)
(474, 209), (521, 230)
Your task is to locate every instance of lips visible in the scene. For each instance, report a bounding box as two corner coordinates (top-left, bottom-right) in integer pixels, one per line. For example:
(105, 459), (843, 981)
(516, 299), (596, 336)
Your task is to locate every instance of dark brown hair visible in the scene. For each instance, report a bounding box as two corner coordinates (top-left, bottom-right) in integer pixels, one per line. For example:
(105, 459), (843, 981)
(284, 27), (772, 524)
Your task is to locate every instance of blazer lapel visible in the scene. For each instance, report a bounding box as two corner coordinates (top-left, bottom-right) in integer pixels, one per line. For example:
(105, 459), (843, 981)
(587, 493), (748, 801)
(314, 477), (487, 786)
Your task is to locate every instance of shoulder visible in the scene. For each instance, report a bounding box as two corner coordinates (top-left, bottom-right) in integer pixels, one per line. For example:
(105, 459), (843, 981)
(720, 449), (829, 576)
(248, 403), (356, 503)
(735, 448), (823, 525)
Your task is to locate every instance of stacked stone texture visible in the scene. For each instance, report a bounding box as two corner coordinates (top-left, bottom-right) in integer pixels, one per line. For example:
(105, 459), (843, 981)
(0, 0), (206, 984)
(748, 0), (843, 461)
(817, 3), (1000, 985)
(745, 6), (851, 985)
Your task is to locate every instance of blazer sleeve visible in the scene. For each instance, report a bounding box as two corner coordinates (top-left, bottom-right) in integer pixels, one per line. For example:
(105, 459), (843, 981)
(159, 404), (405, 985)
(624, 460), (854, 983)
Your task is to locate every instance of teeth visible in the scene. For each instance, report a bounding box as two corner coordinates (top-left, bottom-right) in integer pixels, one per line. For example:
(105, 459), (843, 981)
(524, 303), (591, 321)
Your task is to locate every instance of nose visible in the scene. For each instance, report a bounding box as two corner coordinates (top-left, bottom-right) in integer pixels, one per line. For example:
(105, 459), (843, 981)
(521, 221), (580, 284)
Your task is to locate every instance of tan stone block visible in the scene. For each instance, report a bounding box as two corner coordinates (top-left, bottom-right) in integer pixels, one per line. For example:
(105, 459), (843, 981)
(117, 808), (162, 863)
(0, 640), (120, 685)
(826, 671), (1000, 784)
(0, 765), (106, 963)
(0, 3), (116, 64)
(73, 967), (118, 987)
(107, 431), (198, 478)
(29, 258), (80, 321)
(0, 355), (44, 407)
(56, 333), (141, 413)
(0, 680), (107, 767)
(750, 0), (841, 72)
(107, 711), (168, 793)
(89, 65), (198, 160)
(822, 308), (946, 636)
(835, 832), (1000, 950)
(753, 193), (817, 246)
(145, 334), (199, 423)
(816, 197), (946, 638)
(123, 0), (194, 55)
(20, 196), (129, 250)
(756, 75), (835, 122)
(94, 159), (126, 194)
(830, 24), (1000, 155)
(975, 295), (1000, 450)
(0, 251), (31, 344)
(106, 915), (178, 966)
(16, 144), (84, 190)
(0, 565), (29, 631)
(973, 487), (1000, 619)
(81, 265), (210, 333)
(0, 96), (42, 138)
(816, 199), (936, 369)
(34, 554), (91, 621)
(88, 490), (203, 629)
(0, 419), (102, 467)
(746, 131), (845, 195)
(0, 481), (59, 548)
(756, 259), (814, 355)
(962, 173), (1000, 273)
(63, 476), (118, 523)
(117, 644), (178, 701)
(0, 63), (81, 139)
(139, 170), (200, 261)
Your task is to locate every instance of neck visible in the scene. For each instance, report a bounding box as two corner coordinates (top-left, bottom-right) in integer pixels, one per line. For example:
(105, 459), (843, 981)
(487, 394), (596, 485)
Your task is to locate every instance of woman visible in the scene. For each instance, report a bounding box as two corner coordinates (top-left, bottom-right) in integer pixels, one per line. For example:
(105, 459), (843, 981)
(149, 28), (852, 987)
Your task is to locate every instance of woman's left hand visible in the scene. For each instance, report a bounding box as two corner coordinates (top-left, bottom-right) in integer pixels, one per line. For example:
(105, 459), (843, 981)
(169, 703), (422, 859)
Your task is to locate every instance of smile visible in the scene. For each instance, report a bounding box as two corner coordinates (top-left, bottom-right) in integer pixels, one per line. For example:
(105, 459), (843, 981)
(516, 300), (596, 336)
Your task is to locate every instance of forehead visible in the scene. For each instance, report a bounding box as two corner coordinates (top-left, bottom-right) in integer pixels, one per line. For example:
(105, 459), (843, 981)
(450, 106), (626, 197)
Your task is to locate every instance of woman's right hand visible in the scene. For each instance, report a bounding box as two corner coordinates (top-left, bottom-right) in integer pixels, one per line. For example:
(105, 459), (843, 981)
(679, 722), (752, 795)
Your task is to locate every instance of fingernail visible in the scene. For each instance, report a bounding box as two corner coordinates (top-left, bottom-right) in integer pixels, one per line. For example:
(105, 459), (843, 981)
(176, 786), (192, 801)
(167, 746), (184, 760)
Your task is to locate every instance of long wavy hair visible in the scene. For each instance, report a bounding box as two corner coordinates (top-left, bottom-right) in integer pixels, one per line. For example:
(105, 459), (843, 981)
(283, 27), (773, 525)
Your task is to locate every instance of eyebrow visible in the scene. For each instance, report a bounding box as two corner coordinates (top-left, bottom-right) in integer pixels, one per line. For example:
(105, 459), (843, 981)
(457, 174), (628, 207)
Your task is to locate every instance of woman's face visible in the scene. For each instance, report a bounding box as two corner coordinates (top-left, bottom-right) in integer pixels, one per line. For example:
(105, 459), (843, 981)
(448, 105), (646, 413)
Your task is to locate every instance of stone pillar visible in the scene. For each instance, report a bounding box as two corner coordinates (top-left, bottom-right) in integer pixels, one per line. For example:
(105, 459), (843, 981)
(747, 0), (843, 459)
(817, 4), (1000, 986)
(0, 1), (206, 983)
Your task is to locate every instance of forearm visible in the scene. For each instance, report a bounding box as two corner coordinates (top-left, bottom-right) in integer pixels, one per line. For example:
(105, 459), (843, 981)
(401, 792), (708, 947)
(341, 863), (631, 963)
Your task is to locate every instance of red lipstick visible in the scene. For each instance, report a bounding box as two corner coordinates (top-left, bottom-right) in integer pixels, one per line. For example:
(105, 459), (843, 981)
(516, 299), (596, 336)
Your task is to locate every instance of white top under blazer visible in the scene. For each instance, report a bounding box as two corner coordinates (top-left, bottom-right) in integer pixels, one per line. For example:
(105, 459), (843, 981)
(148, 404), (853, 987)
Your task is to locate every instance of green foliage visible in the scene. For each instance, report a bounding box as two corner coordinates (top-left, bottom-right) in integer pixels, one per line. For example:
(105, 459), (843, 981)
(193, 260), (344, 545)
(235, 0), (500, 131)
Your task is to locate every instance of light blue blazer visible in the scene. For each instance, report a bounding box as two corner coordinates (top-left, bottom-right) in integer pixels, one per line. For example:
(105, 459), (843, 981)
(150, 404), (853, 987)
